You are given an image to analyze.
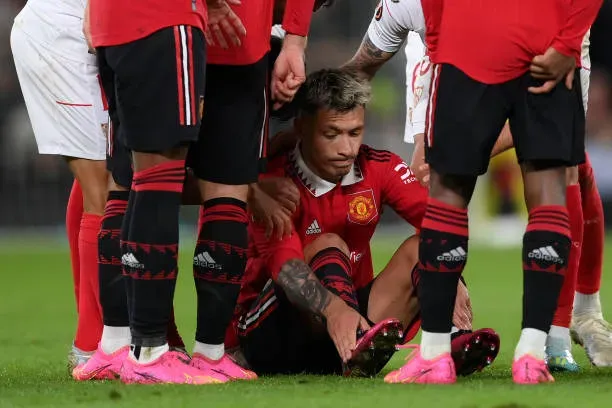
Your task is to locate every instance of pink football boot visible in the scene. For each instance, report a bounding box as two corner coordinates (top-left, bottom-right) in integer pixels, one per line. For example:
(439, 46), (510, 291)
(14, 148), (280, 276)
(384, 345), (456, 384)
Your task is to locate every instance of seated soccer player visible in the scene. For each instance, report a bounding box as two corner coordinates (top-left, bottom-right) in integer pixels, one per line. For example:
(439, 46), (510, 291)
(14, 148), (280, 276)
(230, 68), (499, 377)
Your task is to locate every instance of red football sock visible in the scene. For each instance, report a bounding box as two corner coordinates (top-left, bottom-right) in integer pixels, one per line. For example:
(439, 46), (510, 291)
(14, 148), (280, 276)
(74, 213), (103, 352)
(66, 179), (83, 309)
(552, 185), (583, 328)
(577, 155), (604, 294)
(167, 307), (185, 349)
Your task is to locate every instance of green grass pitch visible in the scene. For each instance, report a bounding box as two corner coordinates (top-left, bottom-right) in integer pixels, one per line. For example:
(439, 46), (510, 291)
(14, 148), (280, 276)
(2, 234), (612, 407)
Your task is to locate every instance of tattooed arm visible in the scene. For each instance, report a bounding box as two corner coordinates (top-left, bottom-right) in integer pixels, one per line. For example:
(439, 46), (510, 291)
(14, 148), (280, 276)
(275, 258), (370, 362)
(276, 259), (334, 315)
(342, 33), (396, 80)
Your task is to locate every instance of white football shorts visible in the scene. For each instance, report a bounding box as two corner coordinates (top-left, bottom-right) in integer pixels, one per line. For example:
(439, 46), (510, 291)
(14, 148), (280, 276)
(10, 13), (107, 160)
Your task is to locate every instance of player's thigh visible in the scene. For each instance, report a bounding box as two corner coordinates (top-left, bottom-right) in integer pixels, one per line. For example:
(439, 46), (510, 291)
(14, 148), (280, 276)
(363, 236), (420, 326)
(509, 69), (586, 168)
(425, 64), (510, 176)
(105, 26), (206, 153)
(188, 55), (269, 186)
(11, 28), (107, 160)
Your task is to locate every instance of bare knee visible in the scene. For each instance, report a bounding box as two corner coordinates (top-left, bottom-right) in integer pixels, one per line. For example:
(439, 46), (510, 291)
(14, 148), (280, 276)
(67, 158), (108, 215)
(566, 166), (579, 186)
(521, 162), (566, 210)
(303, 233), (350, 264)
(199, 180), (248, 203)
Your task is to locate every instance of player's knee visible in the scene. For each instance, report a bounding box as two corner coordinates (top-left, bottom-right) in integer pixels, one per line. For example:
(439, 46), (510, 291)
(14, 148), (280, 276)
(429, 170), (475, 208)
(200, 180), (249, 203)
(522, 161), (566, 209)
(566, 166), (579, 186)
(303, 233), (350, 263)
(68, 159), (109, 214)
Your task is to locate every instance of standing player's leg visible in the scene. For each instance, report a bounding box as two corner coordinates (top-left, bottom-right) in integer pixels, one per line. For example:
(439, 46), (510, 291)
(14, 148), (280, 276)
(388, 64), (509, 384)
(546, 167), (583, 372)
(10, 22), (109, 368)
(571, 153), (612, 365)
(188, 57), (268, 381)
(66, 179), (83, 310)
(99, 26), (218, 385)
(508, 68), (585, 384)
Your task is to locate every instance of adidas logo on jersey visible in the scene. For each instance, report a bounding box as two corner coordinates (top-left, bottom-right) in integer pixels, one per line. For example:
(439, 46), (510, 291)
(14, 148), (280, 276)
(193, 252), (223, 269)
(528, 246), (563, 264)
(437, 247), (467, 262)
(306, 220), (322, 235)
(122, 253), (144, 269)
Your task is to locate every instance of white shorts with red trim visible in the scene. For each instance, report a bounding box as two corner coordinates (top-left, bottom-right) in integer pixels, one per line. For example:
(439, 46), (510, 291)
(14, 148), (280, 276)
(10, 22), (107, 160)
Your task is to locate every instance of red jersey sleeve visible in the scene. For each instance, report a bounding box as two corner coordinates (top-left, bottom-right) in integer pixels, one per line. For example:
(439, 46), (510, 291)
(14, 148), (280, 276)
(380, 154), (428, 228)
(552, 0), (602, 60)
(282, 0), (316, 36)
(250, 223), (304, 280)
(420, 0), (444, 60)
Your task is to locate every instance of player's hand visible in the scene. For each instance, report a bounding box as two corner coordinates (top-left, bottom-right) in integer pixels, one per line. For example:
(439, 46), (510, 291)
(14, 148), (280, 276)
(257, 177), (300, 213)
(409, 133), (429, 187)
(248, 183), (293, 239)
(453, 280), (473, 331)
(83, 1), (95, 54)
(324, 297), (370, 362)
(204, 0), (246, 49)
(271, 34), (307, 110)
(528, 47), (576, 94)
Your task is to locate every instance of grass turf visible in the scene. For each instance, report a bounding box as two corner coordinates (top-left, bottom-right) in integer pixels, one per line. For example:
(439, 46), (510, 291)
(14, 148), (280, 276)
(2, 235), (612, 407)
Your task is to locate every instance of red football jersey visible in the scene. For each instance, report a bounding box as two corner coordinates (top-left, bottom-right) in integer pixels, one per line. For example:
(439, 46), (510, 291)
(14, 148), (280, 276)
(422, 0), (602, 84)
(208, 0), (315, 65)
(90, 0), (207, 47)
(238, 144), (428, 310)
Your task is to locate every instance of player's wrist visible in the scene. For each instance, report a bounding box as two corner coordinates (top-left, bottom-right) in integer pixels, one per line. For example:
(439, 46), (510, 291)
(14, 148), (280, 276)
(282, 33), (308, 51)
(322, 295), (346, 320)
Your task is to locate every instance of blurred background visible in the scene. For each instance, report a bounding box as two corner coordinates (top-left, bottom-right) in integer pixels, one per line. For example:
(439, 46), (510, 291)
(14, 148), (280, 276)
(1, 0), (612, 245)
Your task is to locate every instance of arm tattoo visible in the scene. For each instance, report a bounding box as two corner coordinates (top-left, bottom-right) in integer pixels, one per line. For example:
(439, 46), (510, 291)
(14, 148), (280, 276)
(343, 34), (395, 78)
(276, 259), (332, 315)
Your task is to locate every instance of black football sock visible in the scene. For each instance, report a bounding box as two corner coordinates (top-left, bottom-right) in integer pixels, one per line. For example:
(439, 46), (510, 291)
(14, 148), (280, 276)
(522, 206), (570, 332)
(124, 160), (185, 349)
(99, 191), (130, 327)
(417, 198), (469, 335)
(311, 247), (359, 312)
(194, 198), (248, 352)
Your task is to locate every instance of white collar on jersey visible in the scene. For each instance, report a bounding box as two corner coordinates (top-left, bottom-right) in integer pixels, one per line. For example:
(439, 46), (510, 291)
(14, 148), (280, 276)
(290, 144), (364, 197)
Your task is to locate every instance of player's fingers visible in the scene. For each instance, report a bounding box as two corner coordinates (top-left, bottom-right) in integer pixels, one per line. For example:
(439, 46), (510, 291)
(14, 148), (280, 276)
(279, 197), (297, 213)
(264, 217), (273, 240)
(211, 24), (229, 49)
(204, 28), (216, 47)
(219, 17), (241, 47)
(229, 11), (247, 36)
(565, 69), (575, 90)
(226, 0), (242, 5)
(528, 80), (556, 94)
(359, 317), (370, 331)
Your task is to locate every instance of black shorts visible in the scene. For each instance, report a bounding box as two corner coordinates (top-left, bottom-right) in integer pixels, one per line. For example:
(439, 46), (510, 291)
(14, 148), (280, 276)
(237, 279), (373, 375)
(105, 121), (133, 189)
(425, 64), (586, 176)
(97, 25), (206, 153)
(187, 54), (269, 185)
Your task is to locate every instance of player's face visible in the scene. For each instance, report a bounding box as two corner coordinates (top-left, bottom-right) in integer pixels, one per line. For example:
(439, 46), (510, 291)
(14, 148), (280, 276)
(300, 107), (365, 183)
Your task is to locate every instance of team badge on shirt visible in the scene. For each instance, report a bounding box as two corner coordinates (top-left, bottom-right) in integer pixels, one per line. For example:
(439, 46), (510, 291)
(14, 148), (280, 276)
(347, 190), (378, 225)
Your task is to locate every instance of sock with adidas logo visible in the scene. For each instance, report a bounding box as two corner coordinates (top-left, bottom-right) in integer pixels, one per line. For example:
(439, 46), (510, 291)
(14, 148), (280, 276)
(124, 161), (185, 349)
(520, 205), (570, 358)
(417, 197), (469, 360)
(193, 198), (248, 360)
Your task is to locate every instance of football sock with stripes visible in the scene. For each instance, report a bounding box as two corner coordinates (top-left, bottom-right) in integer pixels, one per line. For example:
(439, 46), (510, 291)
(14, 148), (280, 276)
(124, 160), (185, 351)
(99, 191), (131, 354)
(517, 205), (570, 360)
(193, 198), (248, 360)
(311, 247), (359, 312)
(417, 197), (469, 360)
(550, 186), (582, 347)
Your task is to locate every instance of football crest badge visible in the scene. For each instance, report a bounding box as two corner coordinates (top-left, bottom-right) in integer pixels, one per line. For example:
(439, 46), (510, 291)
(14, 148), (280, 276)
(347, 190), (378, 225)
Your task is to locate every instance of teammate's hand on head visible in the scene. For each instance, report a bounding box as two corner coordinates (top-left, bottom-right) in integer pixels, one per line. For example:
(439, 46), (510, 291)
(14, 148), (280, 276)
(452, 280), (473, 331)
(324, 297), (370, 362)
(258, 177), (300, 213)
(528, 47), (576, 94)
(248, 184), (293, 239)
(272, 34), (307, 110)
(205, 0), (246, 49)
